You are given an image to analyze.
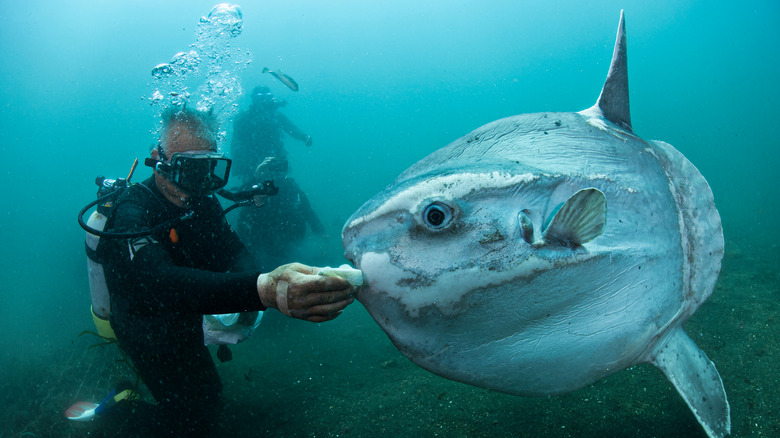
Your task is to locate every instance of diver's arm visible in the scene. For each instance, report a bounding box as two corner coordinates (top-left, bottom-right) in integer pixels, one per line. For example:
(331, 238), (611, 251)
(295, 186), (325, 234)
(276, 112), (311, 145)
(129, 244), (265, 315)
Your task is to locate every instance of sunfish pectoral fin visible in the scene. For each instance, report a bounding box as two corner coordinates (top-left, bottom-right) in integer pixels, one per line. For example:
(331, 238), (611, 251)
(540, 188), (606, 247)
(649, 326), (731, 438)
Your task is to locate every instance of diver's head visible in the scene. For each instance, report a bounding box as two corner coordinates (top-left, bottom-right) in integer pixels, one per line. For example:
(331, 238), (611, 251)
(254, 156), (289, 181)
(159, 105), (219, 154)
(150, 106), (231, 206)
(251, 86), (276, 109)
(266, 156), (288, 175)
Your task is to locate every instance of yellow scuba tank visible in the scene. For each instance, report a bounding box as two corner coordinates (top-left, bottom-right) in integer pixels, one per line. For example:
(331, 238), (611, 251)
(82, 160), (139, 340)
(86, 209), (116, 339)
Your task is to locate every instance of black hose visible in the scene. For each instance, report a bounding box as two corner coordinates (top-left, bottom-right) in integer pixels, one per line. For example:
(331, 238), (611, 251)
(77, 190), (187, 239)
(78, 181), (276, 239)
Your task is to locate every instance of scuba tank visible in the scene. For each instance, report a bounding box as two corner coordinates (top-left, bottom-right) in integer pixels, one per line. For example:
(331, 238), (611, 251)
(86, 209), (113, 338)
(84, 167), (137, 340)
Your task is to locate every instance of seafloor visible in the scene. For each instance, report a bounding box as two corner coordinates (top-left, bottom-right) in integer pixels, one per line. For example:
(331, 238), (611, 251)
(3, 237), (777, 437)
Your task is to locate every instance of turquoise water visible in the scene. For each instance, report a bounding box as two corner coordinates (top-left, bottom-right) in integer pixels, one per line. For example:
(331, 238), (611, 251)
(1, 1), (777, 436)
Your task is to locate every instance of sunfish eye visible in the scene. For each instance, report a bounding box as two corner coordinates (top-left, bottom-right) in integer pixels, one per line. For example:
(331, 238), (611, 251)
(422, 202), (453, 229)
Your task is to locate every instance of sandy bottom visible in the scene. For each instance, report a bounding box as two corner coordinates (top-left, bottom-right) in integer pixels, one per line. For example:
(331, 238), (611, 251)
(3, 240), (777, 437)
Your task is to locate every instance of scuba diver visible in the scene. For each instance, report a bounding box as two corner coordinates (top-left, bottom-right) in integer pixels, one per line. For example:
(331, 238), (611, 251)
(78, 106), (354, 437)
(230, 86), (312, 186)
(236, 156), (325, 272)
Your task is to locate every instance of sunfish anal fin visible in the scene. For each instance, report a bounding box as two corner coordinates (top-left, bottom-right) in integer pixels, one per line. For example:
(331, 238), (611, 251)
(540, 188), (606, 247)
(649, 326), (731, 438)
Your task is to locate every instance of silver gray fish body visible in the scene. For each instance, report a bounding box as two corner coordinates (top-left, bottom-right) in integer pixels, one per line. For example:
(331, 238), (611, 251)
(262, 67), (299, 92)
(342, 11), (729, 438)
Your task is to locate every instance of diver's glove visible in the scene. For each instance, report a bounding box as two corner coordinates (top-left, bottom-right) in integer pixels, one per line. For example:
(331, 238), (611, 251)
(256, 263), (355, 323)
(317, 264), (363, 286)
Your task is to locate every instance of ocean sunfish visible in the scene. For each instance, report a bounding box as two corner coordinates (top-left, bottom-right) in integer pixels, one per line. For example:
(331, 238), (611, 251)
(342, 11), (728, 438)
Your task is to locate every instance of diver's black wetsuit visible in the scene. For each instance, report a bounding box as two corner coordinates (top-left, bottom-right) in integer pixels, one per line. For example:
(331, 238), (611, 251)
(100, 177), (265, 437)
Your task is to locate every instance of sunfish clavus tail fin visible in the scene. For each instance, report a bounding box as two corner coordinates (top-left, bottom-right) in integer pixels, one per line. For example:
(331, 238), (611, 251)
(585, 9), (632, 132)
(649, 326), (731, 438)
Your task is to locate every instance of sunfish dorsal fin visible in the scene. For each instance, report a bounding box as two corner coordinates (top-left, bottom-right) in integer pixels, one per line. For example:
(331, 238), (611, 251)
(541, 188), (606, 247)
(593, 10), (632, 132)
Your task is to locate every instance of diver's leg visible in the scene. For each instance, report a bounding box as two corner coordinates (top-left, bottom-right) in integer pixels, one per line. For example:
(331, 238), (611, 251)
(120, 339), (223, 436)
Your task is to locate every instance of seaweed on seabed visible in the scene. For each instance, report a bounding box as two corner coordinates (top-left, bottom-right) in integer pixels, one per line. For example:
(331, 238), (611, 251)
(78, 329), (117, 349)
(77, 330), (140, 377)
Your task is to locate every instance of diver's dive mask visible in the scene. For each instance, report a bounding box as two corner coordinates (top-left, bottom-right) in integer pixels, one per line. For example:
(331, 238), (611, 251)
(145, 150), (232, 196)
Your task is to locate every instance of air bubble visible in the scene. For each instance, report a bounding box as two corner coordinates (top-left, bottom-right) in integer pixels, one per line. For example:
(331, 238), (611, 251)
(205, 3), (243, 37)
(147, 3), (250, 146)
(170, 50), (200, 73)
(151, 63), (173, 78)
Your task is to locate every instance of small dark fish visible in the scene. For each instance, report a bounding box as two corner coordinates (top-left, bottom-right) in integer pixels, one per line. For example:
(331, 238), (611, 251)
(262, 67), (299, 92)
